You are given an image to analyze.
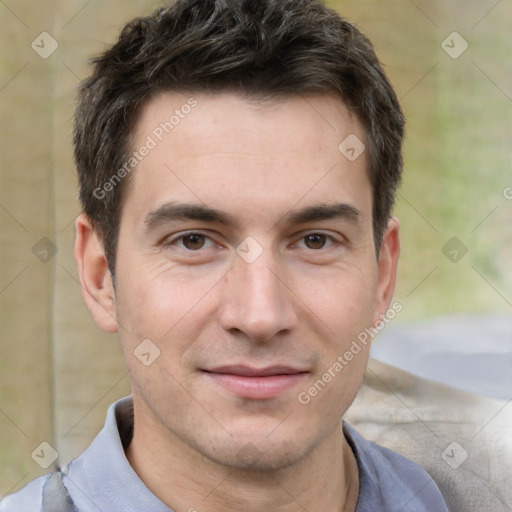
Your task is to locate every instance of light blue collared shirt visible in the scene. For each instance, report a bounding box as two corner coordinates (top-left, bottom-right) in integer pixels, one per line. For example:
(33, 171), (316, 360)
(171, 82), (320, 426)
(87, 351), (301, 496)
(0, 396), (449, 512)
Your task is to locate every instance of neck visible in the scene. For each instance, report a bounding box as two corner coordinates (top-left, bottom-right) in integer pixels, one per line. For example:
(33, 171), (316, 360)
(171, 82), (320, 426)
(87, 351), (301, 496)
(126, 398), (359, 512)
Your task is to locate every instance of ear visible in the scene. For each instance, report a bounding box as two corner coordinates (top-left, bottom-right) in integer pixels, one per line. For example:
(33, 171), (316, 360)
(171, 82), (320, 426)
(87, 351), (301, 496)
(74, 213), (118, 333)
(372, 217), (400, 326)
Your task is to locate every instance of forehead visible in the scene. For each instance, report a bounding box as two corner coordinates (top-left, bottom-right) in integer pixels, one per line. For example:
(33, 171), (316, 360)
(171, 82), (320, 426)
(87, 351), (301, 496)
(134, 90), (365, 153)
(122, 91), (371, 228)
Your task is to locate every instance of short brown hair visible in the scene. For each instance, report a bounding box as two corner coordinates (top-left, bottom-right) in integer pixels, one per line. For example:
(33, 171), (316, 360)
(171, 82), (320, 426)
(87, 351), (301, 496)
(74, 0), (405, 275)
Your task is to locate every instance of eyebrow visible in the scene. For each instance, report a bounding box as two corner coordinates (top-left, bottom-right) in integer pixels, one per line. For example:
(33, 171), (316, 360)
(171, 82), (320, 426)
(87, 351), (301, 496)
(284, 203), (360, 225)
(143, 201), (361, 232)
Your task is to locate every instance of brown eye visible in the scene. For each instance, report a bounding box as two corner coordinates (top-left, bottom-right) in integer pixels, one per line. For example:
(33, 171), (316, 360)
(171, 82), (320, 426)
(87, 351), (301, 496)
(304, 234), (327, 249)
(182, 233), (206, 250)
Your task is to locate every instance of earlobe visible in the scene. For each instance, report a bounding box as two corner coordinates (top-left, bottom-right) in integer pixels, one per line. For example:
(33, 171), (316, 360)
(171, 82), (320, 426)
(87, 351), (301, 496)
(372, 217), (400, 326)
(74, 213), (118, 333)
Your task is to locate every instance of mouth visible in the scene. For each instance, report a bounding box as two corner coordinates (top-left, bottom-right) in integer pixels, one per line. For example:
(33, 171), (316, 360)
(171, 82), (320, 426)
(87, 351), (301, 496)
(201, 365), (309, 400)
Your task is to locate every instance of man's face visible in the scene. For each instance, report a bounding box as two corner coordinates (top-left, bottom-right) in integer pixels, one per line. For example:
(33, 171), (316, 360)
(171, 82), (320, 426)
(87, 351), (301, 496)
(105, 92), (398, 470)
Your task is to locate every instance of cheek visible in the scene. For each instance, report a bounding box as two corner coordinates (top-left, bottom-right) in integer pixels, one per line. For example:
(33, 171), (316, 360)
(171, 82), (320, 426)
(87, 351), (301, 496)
(302, 264), (377, 338)
(300, 265), (375, 402)
(114, 258), (220, 354)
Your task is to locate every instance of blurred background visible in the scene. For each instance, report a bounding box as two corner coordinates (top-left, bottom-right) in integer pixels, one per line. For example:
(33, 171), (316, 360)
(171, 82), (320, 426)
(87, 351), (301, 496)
(1, 0), (510, 497)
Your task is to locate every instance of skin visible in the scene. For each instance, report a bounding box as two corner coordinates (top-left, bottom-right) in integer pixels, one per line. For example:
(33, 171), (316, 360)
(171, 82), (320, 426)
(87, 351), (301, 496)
(75, 92), (400, 512)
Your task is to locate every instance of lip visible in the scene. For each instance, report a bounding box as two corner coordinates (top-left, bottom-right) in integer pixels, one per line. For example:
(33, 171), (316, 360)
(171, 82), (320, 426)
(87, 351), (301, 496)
(202, 365), (309, 400)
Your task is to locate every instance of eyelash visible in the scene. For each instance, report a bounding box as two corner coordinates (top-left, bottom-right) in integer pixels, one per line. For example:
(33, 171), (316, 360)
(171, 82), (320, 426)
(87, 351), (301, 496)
(162, 231), (341, 251)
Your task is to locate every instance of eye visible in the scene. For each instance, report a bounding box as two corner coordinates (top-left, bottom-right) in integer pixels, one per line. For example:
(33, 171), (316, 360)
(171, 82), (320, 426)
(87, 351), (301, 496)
(296, 233), (335, 250)
(164, 232), (215, 251)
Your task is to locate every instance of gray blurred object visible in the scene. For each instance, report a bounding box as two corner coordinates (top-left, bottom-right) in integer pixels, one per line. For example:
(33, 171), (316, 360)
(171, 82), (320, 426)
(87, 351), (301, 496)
(370, 315), (512, 400)
(346, 359), (512, 512)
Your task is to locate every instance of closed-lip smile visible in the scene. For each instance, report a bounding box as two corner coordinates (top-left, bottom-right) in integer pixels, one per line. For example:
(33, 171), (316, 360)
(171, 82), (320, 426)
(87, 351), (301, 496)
(202, 365), (309, 399)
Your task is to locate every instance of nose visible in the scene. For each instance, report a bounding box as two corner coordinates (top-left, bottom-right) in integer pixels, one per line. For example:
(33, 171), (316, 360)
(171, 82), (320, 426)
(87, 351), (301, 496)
(218, 249), (298, 342)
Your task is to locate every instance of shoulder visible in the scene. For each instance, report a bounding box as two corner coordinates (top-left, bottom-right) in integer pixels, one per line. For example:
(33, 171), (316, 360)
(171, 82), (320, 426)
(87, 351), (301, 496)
(0, 474), (50, 512)
(0, 397), (132, 512)
(346, 359), (512, 511)
(344, 423), (449, 512)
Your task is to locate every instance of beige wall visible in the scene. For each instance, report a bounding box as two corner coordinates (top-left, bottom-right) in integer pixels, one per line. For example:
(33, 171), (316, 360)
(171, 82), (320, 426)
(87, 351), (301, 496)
(1, 0), (510, 497)
(0, 0), (160, 494)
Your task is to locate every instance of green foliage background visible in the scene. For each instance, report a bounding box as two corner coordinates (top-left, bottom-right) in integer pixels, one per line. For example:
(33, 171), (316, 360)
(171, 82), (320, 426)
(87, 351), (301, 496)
(328, 0), (511, 321)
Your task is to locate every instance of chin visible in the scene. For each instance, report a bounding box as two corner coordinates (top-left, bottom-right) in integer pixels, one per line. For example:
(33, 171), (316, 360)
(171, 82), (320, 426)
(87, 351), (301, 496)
(194, 427), (320, 473)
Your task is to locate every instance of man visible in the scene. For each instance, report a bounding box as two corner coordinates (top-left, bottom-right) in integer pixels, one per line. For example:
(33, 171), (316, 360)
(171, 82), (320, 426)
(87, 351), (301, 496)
(1, 0), (450, 510)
